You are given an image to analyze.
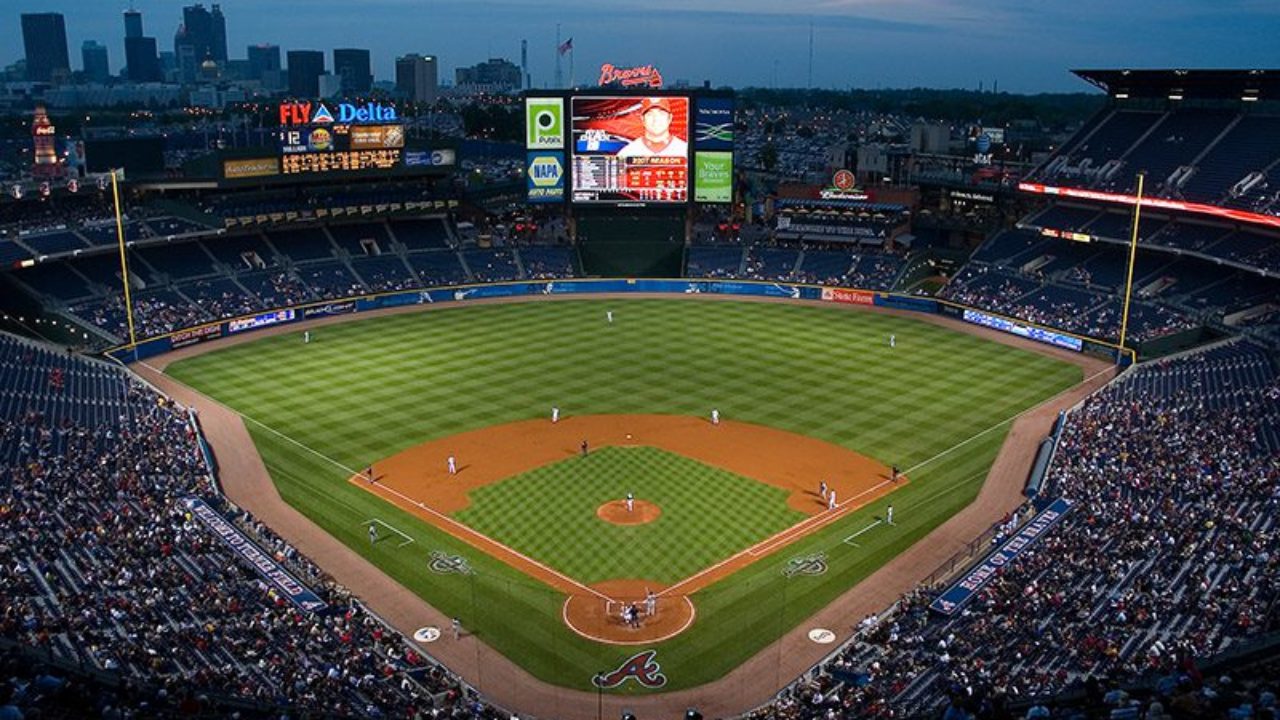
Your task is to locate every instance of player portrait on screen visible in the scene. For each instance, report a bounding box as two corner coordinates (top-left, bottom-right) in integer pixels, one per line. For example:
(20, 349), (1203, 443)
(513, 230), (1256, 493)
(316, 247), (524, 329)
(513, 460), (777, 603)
(617, 98), (689, 158)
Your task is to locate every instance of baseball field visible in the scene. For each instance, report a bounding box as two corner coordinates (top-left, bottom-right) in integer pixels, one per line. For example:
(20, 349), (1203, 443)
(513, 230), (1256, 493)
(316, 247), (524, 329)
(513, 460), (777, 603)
(164, 298), (1082, 693)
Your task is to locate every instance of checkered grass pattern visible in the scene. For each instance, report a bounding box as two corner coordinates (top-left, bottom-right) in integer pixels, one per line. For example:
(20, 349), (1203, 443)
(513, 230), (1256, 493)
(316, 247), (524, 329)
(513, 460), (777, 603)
(455, 446), (806, 584)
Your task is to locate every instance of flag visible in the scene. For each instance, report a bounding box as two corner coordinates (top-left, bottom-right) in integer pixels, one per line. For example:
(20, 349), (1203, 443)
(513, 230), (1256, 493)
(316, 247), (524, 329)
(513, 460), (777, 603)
(558, 37), (573, 55)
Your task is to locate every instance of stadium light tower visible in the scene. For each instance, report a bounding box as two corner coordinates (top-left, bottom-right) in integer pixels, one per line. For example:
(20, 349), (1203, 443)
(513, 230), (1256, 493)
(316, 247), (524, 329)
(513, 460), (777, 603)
(110, 169), (138, 353)
(1116, 171), (1145, 364)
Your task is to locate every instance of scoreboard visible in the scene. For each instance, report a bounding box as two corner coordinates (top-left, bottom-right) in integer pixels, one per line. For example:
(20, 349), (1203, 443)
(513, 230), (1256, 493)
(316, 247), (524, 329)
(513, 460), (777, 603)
(277, 101), (405, 176)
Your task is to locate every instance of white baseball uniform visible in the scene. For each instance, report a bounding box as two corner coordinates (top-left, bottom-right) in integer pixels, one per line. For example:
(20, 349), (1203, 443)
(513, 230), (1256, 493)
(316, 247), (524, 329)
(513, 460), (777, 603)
(828, 491), (837, 510)
(711, 409), (720, 425)
(447, 456), (456, 475)
(607, 311), (614, 323)
(626, 492), (634, 512)
(552, 407), (560, 423)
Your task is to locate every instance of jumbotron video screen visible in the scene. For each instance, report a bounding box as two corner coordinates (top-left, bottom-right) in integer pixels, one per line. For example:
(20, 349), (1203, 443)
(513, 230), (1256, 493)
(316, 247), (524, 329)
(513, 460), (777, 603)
(570, 96), (690, 204)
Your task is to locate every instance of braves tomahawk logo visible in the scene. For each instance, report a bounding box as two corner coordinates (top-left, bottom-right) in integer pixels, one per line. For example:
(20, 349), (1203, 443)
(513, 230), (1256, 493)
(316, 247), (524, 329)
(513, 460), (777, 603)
(592, 650), (667, 689)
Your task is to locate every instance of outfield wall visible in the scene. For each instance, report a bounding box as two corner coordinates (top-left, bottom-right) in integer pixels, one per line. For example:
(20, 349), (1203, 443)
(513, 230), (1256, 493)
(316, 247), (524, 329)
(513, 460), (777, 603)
(105, 278), (1129, 364)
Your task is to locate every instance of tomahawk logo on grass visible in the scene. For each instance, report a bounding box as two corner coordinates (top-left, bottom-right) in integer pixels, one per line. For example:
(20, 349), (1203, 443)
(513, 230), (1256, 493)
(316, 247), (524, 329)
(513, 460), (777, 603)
(593, 650), (667, 689)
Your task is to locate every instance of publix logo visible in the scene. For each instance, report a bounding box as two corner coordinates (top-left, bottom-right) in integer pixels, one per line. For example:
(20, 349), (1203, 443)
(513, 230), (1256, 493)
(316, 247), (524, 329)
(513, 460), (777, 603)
(279, 101), (398, 126)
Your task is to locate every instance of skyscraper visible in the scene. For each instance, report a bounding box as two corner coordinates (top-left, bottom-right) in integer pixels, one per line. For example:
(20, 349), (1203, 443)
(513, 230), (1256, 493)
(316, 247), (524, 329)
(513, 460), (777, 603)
(395, 54), (438, 104)
(81, 41), (110, 83)
(287, 50), (325, 97)
(123, 8), (162, 83)
(21, 13), (71, 83)
(124, 9), (143, 39)
(210, 5), (227, 63)
(175, 4), (217, 82)
(247, 44), (281, 81)
(333, 48), (372, 94)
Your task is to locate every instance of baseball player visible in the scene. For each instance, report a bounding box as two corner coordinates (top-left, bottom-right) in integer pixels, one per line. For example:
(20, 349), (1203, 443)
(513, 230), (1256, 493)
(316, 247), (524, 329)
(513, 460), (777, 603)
(645, 589), (656, 617)
(366, 465), (374, 483)
(711, 408), (720, 425)
(626, 492), (634, 512)
(607, 310), (614, 323)
(368, 523), (378, 545)
(551, 406), (560, 423)
(818, 480), (828, 499)
(889, 334), (896, 348)
(447, 455), (457, 475)
(891, 465), (900, 483)
(828, 490), (837, 511)
(452, 617), (461, 640)
(887, 504), (895, 525)
(304, 330), (311, 344)
(581, 439), (589, 457)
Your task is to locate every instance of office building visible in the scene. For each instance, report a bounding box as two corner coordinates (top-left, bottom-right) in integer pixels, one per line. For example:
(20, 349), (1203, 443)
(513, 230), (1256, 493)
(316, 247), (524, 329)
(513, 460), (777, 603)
(21, 13), (71, 83)
(82, 41), (110, 83)
(333, 48), (372, 94)
(287, 50), (325, 97)
(395, 53), (438, 104)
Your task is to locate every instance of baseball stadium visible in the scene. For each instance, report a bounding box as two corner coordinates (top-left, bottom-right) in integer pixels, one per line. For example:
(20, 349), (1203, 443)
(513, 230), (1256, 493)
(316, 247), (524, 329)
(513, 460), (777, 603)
(1, 53), (1279, 720)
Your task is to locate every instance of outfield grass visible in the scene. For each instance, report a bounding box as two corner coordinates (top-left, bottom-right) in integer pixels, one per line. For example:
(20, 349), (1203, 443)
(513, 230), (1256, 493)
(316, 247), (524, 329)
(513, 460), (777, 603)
(166, 298), (1082, 692)
(455, 446), (806, 584)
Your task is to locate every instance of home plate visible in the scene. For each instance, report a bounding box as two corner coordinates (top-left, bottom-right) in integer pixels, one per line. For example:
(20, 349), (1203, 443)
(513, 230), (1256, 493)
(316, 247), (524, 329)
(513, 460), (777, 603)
(413, 627), (441, 643)
(808, 628), (836, 644)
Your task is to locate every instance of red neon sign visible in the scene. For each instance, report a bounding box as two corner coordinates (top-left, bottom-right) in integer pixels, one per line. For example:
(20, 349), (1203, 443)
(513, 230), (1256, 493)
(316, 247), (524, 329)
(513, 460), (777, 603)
(1017, 182), (1280, 230)
(598, 63), (663, 88)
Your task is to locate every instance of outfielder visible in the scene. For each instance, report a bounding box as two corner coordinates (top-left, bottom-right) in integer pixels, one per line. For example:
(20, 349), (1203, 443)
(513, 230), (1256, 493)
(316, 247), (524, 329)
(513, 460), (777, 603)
(368, 523), (377, 544)
(447, 455), (457, 475)
(551, 406), (560, 423)
(304, 330), (311, 344)
(711, 408), (720, 425)
(607, 310), (614, 324)
(887, 504), (895, 525)
(889, 334), (896, 348)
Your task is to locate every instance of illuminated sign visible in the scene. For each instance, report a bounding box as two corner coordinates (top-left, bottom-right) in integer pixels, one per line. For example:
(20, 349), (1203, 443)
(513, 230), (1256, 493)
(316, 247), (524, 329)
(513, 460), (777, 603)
(349, 125), (405, 150)
(694, 98), (734, 151)
(280, 149), (401, 175)
(1039, 227), (1092, 243)
(962, 308), (1085, 351)
(1018, 182), (1280, 230)
(223, 157), (280, 179)
(228, 309), (296, 333)
(598, 63), (664, 88)
(527, 151), (565, 203)
(833, 170), (855, 190)
(694, 152), (732, 203)
(525, 98), (565, 149)
(570, 96), (689, 204)
(278, 101), (398, 126)
(34, 126), (56, 136)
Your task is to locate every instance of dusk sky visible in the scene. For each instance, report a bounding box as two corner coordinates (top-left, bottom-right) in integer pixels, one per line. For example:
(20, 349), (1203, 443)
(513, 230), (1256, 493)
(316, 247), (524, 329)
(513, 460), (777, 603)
(3, 0), (1278, 93)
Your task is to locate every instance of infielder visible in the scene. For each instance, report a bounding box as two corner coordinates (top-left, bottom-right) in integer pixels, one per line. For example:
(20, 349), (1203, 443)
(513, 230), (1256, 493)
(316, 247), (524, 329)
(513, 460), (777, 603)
(645, 589), (657, 616)
(711, 408), (720, 425)
(828, 490), (837, 511)
(551, 406), (560, 423)
(365, 465), (374, 483)
(818, 480), (828, 499)
(447, 455), (457, 475)
(626, 492), (634, 512)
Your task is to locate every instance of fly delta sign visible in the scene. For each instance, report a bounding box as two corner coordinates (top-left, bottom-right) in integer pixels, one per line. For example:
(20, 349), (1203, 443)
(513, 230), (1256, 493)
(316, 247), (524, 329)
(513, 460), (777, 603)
(279, 101), (398, 126)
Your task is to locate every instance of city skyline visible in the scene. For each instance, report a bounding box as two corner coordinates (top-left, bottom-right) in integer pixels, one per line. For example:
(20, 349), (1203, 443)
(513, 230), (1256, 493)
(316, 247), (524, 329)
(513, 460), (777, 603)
(2, 0), (1278, 93)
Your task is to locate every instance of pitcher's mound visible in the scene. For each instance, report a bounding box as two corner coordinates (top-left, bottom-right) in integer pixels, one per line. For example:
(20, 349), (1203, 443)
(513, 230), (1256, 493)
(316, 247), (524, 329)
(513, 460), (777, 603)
(597, 499), (660, 526)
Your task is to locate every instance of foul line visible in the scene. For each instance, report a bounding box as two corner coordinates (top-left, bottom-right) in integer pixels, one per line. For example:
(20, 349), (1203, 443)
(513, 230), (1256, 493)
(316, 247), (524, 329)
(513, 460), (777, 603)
(843, 519), (883, 547)
(364, 518), (415, 548)
(899, 364), (1115, 478)
(141, 360), (614, 605)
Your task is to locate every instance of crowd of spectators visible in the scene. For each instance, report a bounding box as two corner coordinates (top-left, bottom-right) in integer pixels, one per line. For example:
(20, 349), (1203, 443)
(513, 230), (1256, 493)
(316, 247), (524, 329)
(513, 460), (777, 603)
(0, 333), (505, 718)
(745, 341), (1280, 719)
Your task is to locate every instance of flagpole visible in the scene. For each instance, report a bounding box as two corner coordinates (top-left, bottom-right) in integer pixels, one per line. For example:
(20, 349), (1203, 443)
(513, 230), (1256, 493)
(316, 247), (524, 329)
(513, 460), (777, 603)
(569, 46), (575, 89)
(555, 24), (563, 88)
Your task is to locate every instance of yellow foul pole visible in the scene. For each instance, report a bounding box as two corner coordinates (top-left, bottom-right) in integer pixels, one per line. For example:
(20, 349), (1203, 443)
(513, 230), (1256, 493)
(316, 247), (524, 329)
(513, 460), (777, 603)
(110, 170), (138, 351)
(1116, 172), (1144, 363)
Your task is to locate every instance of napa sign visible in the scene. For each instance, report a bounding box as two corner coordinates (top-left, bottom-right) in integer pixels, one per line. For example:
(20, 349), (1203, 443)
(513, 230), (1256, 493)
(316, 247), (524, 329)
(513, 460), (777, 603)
(279, 101), (398, 126)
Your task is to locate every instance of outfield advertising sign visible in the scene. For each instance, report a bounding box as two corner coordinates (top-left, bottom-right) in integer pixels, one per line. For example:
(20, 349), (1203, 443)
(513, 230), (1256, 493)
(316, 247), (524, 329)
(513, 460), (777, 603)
(526, 151), (566, 203)
(694, 97), (734, 151)
(694, 152), (733, 203)
(526, 98), (564, 149)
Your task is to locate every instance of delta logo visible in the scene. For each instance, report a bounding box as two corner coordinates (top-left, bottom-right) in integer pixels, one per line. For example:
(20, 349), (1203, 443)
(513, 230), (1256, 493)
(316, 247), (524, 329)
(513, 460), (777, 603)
(279, 101), (398, 126)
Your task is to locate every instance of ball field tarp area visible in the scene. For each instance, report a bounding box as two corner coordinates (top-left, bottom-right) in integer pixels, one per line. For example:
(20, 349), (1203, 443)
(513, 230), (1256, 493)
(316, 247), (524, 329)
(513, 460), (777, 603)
(162, 298), (1082, 693)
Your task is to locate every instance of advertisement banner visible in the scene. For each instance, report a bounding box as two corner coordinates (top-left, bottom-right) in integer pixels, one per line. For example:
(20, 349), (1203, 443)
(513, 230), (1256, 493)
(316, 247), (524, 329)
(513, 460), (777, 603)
(228, 309), (296, 334)
(185, 497), (328, 613)
(930, 498), (1073, 615)
(526, 151), (566, 203)
(349, 124), (405, 150)
(961, 308), (1084, 352)
(170, 323), (224, 348)
(694, 152), (733, 203)
(223, 157), (279, 179)
(694, 98), (734, 151)
(526, 98), (565, 149)
(303, 301), (356, 318)
(821, 287), (874, 305)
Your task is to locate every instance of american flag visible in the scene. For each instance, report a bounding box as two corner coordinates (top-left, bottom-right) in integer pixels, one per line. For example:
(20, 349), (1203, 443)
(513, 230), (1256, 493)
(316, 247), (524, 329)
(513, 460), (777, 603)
(558, 37), (573, 55)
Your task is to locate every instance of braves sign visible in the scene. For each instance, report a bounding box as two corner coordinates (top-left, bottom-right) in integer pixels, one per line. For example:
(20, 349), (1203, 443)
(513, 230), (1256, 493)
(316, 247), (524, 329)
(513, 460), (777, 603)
(593, 650), (667, 689)
(598, 63), (664, 88)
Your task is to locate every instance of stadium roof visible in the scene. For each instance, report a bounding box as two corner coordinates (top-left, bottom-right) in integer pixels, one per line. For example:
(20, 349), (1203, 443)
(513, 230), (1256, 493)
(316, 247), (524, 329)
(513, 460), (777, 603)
(1072, 69), (1280, 100)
